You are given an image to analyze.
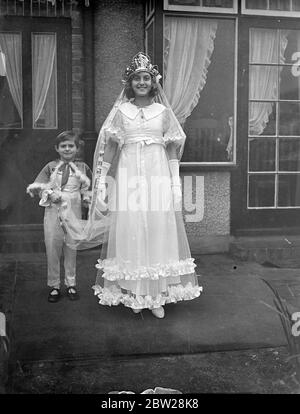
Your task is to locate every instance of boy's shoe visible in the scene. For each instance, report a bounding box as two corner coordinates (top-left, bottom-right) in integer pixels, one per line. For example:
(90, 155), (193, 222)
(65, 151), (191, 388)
(151, 306), (165, 319)
(66, 286), (79, 301)
(132, 308), (142, 314)
(48, 288), (61, 303)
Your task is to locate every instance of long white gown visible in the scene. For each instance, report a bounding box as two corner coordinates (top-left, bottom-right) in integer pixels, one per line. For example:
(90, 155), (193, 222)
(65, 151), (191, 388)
(93, 101), (202, 310)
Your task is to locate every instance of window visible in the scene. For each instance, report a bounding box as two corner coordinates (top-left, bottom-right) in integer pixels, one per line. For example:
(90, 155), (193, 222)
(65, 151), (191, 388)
(163, 16), (236, 164)
(0, 0), (73, 17)
(0, 32), (22, 129)
(164, 0), (238, 13)
(242, 0), (300, 17)
(32, 33), (57, 129)
(248, 28), (300, 208)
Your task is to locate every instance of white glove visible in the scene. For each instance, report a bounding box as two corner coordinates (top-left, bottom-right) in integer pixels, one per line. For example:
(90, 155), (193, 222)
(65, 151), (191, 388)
(169, 159), (182, 208)
(97, 161), (111, 202)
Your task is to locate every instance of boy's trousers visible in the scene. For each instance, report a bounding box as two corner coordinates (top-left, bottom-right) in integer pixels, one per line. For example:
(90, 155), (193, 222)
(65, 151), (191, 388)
(44, 205), (76, 289)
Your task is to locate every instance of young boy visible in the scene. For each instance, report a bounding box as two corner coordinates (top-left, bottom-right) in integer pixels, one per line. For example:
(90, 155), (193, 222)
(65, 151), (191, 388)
(26, 131), (92, 303)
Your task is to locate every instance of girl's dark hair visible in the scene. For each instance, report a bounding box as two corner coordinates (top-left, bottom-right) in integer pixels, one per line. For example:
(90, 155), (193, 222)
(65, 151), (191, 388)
(55, 130), (80, 148)
(124, 73), (159, 100)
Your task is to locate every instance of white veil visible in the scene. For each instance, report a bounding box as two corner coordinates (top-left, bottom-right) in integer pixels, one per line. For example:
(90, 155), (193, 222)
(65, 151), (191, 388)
(60, 66), (186, 250)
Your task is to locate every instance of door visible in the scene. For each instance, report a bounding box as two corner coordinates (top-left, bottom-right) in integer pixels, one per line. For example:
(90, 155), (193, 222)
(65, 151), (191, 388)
(0, 16), (71, 226)
(232, 17), (300, 234)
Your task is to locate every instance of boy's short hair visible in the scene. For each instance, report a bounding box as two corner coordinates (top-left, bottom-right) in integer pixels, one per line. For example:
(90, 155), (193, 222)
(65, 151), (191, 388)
(55, 130), (80, 148)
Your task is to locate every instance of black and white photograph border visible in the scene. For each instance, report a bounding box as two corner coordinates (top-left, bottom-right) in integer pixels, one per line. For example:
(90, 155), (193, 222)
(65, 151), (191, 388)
(0, 0), (300, 397)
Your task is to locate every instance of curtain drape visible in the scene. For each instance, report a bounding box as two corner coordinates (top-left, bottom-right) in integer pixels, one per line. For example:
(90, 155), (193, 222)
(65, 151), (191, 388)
(249, 28), (288, 135)
(0, 33), (22, 118)
(0, 51), (6, 76)
(163, 17), (218, 125)
(32, 34), (56, 125)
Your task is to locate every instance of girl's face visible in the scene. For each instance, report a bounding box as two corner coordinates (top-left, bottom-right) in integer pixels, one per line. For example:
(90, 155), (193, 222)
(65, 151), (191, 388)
(131, 71), (152, 98)
(55, 139), (78, 162)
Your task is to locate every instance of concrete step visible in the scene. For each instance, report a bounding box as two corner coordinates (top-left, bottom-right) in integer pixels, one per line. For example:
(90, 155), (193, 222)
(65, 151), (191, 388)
(229, 235), (300, 267)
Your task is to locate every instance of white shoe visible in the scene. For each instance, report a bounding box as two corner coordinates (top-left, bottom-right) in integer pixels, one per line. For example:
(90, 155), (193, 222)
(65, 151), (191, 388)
(132, 308), (142, 314)
(151, 306), (165, 319)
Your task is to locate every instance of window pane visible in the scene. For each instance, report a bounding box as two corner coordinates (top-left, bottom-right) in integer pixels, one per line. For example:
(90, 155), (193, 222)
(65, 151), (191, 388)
(249, 139), (276, 171)
(169, 0), (200, 4)
(32, 33), (57, 129)
(203, 0), (233, 6)
(279, 65), (300, 100)
(281, 30), (300, 64)
(249, 29), (278, 64)
(184, 117), (232, 162)
(178, 18), (235, 162)
(279, 102), (300, 135)
(278, 174), (300, 206)
(249, 102), (276, 136)
(248, 174), (275, 207)
(246, 0), (293, 10)
(246, 0), (268, 9)
(269, 0), (290, 10)
(168, 0), (233, 5)
(279, 139), (300, 171)
(249, 66), (278, 99)
(0, 33), (22, 128)
(292, 0), (300, 11)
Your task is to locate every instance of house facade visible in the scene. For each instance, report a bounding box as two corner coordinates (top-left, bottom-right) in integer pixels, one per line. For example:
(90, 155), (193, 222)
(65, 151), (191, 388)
(1, 0), (300, 254)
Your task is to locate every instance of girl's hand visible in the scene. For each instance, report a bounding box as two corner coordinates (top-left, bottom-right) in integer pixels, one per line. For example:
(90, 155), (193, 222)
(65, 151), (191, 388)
(97, 182), (107, 202)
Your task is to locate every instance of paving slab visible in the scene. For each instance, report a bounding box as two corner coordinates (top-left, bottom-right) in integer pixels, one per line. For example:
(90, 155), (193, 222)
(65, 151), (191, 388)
(0, 252), (290, 364)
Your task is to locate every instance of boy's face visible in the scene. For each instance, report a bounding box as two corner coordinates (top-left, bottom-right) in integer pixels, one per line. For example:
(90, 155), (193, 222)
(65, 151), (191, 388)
(55, 139), (78, 162)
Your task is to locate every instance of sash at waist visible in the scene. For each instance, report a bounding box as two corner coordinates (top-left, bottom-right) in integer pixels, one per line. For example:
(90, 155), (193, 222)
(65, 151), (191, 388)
(124, 136), (165, 146)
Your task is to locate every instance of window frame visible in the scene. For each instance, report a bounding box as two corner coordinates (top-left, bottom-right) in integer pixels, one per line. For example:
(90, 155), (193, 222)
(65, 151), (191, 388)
(162, 12), (238, 167)
(163, 0), (238, 14)
(246, 26), (300, 209)
(241, 0), (300, 18)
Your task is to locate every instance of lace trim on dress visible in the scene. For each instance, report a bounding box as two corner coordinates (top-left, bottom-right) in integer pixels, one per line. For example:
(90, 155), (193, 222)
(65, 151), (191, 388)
(95, 257), (197, 281)
(119, 102), (165, 121)
(92, 282), (203, 309)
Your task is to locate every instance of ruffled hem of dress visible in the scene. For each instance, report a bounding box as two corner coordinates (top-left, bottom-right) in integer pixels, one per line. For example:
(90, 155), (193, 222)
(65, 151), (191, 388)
(92, 282), (203, 309)
(95, 257), (196, 281)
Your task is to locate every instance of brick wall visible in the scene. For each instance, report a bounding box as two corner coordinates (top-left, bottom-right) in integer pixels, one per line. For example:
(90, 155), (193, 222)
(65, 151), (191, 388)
(71, 8), (85, 134)
(94, 0), (144, 130)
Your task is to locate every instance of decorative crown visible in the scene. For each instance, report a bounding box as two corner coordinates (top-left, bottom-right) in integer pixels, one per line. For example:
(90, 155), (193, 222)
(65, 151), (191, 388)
(122, 52), (160, 83)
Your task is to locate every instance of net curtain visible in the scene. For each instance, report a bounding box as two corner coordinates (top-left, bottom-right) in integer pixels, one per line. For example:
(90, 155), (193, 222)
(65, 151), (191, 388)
(0, 33), (22, 119)
(163, 16), (218, 126)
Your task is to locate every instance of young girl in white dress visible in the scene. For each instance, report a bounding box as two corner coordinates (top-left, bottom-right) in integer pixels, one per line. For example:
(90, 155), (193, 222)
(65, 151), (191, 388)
(89, 53), (202, 318)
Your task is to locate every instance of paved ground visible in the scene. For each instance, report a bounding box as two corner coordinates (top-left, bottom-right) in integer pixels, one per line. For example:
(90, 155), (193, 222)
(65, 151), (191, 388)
(1, 251), (300, 393)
